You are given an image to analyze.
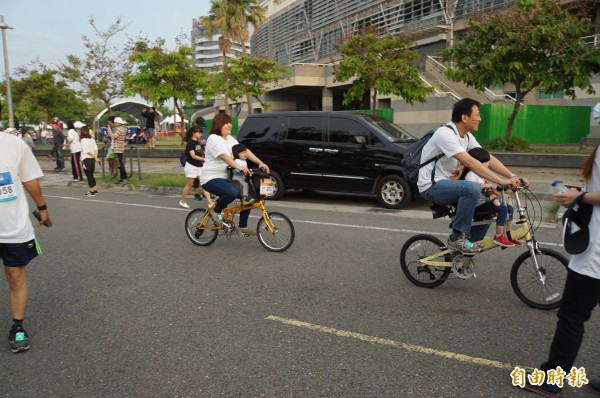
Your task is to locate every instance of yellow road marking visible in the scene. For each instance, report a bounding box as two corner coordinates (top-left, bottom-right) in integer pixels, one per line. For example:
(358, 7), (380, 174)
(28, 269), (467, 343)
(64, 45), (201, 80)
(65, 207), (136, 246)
(266, 315), (527, 371)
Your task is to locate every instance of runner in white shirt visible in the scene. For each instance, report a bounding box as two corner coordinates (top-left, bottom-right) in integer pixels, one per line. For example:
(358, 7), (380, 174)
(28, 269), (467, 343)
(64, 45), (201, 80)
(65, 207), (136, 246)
(0, 133), (52, 353)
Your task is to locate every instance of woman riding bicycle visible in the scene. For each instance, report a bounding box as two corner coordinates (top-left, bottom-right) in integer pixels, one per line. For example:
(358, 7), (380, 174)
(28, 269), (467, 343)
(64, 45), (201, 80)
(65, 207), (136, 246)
(200, 113), (270, 236)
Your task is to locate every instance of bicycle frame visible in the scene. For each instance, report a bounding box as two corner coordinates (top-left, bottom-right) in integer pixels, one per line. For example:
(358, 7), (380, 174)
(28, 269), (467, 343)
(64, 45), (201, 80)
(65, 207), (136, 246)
(418, 189), (538, 267)
(197, 200), (275, 233)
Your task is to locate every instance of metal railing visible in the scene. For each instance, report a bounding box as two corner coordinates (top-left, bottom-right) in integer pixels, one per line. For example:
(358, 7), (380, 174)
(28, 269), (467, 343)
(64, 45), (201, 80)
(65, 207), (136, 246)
(426, 56), (515, 103)
(126, 145), (142, 181)
(99, 144), (142, 181)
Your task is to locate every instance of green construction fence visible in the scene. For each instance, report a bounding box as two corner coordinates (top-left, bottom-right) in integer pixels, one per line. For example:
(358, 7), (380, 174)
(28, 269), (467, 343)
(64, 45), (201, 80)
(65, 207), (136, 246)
(478, 104), (590, 144)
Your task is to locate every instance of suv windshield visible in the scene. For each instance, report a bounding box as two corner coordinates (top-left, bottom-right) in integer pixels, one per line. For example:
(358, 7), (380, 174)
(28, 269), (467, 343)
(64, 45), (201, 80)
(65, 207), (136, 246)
(361, 115), (416, 143)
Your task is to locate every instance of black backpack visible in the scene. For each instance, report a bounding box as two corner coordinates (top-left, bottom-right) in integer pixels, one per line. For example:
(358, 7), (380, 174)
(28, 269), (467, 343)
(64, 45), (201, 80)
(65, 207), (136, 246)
(179, 150), (188, 167)
(401, 124), (460, 184)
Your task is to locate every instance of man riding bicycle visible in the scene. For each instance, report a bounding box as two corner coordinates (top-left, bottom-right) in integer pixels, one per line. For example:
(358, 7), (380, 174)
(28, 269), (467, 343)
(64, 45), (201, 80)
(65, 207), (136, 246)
(418, 98), (526, 254)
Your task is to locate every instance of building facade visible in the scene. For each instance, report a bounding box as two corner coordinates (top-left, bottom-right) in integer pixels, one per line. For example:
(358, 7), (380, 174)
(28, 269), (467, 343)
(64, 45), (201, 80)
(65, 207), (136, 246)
(195, 1), (600, 139)
(191, 18), (251, 106)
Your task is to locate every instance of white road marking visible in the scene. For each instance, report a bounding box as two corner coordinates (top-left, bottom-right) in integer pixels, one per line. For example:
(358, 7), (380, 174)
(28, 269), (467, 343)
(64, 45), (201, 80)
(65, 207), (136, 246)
(43, 194), (563, 247)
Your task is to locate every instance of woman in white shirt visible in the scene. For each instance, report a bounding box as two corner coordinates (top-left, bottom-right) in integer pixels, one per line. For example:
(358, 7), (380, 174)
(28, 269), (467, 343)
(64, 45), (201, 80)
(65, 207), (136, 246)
(527, 145), (600, 396)
(79, 125), (100, 196)
(200, 113), (269, 236)
(64, 120), (83, 182)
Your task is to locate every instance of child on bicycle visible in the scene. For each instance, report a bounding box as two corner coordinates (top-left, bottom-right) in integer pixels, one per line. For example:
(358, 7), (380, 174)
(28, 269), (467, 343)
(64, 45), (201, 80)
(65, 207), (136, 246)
(231, 144), (255, 205)
(459, 147), (522, 247)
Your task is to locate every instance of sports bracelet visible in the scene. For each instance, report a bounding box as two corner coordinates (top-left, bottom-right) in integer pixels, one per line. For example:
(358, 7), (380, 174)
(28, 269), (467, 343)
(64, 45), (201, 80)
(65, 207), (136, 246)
(37, 203), (47, 211)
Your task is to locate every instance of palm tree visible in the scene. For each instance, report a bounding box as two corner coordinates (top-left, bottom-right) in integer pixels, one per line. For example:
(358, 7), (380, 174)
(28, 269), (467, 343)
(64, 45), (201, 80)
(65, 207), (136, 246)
(202, 0), (265, 115)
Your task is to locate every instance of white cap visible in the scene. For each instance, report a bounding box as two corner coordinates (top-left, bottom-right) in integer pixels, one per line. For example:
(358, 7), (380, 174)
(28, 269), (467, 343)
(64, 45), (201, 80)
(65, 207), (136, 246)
(5, 127), (16, 134)
(113, 117), (128, 125)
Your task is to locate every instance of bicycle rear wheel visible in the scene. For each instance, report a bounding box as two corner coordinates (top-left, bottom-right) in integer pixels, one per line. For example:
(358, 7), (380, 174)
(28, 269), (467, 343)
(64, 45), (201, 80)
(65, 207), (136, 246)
(185, 208), (218, 246)
(510, 248), (568, 310)
(257, 211), (295, 252)
(400, 234), (451, 288)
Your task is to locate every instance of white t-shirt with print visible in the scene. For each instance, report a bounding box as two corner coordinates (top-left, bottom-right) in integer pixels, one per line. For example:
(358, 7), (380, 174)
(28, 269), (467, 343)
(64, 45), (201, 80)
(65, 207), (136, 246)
(0, 133), (44, 243)
(417, 123), (481, 193)
(80, 138), (98, 161)
(67, 128), (82, 153)
(569, 148), (600, 279)
(200, 134), (239, 185)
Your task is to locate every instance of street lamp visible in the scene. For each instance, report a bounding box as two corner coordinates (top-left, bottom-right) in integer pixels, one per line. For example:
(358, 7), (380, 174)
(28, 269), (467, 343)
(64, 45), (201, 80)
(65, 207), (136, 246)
(0, 15), (14, 128)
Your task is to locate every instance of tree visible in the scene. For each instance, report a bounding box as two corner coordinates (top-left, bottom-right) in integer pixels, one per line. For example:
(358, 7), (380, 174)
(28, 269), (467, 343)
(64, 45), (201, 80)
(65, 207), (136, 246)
(125, 39), (208, 140)
(59, 16), (132, 113)
(4, 61), (89, 124)
(443, 0), (600, 137)
(202, 0), (265, 115)
(334, 30), (432, 112)
(203, 55), (288, 112)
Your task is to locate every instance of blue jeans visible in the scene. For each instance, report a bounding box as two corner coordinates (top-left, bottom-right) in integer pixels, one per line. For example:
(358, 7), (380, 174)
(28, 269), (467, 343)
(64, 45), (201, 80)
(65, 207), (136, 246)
(202, 178), (250, 228)
(54, 144), (64, 169)
(420, 179), (481, 235)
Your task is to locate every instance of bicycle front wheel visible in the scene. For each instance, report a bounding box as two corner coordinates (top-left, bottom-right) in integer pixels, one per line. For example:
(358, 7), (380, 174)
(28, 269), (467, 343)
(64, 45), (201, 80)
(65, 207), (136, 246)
(510, 248), (568, 310)
(185, 208), (218, 246)
(400, 234), (451, 288)
(257, 211), (295, 252)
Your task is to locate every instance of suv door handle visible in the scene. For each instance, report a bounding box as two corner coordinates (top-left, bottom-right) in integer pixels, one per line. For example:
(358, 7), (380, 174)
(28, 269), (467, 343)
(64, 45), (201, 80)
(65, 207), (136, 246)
(309, 147), (323, 152)
(324, 149), (338, 154)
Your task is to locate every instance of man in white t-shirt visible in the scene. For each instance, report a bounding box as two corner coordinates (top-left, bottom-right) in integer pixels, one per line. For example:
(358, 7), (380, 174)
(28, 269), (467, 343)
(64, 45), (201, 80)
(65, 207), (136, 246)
(418, 98), (522, 253)
(0, 133), (52, 353)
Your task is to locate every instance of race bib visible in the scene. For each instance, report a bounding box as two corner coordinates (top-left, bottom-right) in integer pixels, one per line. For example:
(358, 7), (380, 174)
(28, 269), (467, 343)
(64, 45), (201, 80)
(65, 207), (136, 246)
(0, 171), (17, 202)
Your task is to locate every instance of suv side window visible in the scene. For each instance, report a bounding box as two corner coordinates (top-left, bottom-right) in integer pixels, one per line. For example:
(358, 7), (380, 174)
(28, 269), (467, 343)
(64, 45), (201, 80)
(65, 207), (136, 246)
(284, 116), (324, 141)
(329, 117), (383, 145)
(239, 116), (276, 139)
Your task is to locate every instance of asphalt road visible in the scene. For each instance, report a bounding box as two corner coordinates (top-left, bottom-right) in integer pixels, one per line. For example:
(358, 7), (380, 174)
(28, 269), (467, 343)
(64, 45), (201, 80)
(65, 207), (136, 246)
(0, 183), (598, 398)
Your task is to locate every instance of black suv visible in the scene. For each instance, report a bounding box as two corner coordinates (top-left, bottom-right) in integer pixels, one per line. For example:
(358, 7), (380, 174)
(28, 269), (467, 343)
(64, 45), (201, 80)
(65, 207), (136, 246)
(237, 111), (418, 209)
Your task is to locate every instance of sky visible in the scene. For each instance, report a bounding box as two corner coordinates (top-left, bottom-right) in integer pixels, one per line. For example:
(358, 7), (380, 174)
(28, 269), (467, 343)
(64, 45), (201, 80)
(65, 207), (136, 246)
(1, 0), (211, 74)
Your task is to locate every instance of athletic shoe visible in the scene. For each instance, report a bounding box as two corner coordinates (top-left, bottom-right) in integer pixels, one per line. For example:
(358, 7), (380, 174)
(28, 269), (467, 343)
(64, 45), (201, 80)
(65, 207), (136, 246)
(447, 234), (481, 254)
(178, 201), (190, 209)
(523, 372), (562, 397)
(194, 194), (202, 201)
(115, 179), (128, 185)
(9, 326), (30, 353)
(238, 227), (257, 236)
(84, 191), (97, 196)
(210, 210), (223, 227)
(588, 379), (600, 395)
(511, 239), (524, 247)
(493, 234), (515, 248)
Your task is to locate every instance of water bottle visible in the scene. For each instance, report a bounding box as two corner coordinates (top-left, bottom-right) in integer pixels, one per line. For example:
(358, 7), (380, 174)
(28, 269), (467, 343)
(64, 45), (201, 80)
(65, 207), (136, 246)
(551, 180), (569, 193)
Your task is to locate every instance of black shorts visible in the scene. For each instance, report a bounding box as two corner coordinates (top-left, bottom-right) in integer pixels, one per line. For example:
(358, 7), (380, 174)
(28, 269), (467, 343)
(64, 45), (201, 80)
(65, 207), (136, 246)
(0, 239), (41, 267)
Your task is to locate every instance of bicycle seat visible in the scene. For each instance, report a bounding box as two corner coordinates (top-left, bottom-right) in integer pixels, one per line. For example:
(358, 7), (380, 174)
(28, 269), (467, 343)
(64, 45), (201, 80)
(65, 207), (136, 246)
(430, 203), (455, 219)
(429, 203), (495, 221)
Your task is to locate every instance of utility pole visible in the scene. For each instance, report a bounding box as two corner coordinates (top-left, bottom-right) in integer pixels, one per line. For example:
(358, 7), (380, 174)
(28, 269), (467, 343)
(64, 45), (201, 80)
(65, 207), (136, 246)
(0, 15), (14, 128)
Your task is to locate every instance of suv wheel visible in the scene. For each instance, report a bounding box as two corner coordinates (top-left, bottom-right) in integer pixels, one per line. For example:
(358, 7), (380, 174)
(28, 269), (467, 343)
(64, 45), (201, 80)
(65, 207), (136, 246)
(376, 175), (411, 209)
(268, 170), (285, 200)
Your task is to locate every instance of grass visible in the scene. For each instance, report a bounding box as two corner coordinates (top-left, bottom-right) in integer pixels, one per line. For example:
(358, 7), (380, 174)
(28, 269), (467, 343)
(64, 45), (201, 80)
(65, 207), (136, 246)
(97, 173), (185, 187)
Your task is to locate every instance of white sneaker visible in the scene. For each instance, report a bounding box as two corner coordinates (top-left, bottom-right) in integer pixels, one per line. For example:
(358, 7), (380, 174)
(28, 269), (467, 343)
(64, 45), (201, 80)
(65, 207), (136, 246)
(179, 201), (190, 208)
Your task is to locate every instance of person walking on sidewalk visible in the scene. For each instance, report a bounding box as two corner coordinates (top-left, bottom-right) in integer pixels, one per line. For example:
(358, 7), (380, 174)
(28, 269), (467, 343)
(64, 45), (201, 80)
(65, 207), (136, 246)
(179, 125), (212, 208)
(141, 107), (157, 150)
(80, 125), (101, 196)
(49, 119), (65, 170)
(0, 132), (53, 353)
(64, 120), (83, 182)
(112, 117), (128, 184)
